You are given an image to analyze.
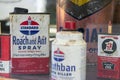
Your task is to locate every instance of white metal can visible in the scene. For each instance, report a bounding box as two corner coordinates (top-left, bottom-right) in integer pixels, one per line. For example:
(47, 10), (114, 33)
(10, 13), (50, 74)
(51, 31), (86, 80)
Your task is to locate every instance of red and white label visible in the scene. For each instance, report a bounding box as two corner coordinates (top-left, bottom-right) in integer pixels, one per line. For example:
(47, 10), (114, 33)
(0, 61), (10, 73)
(98, 34), (120, 57)
(10, 14), (50, 74)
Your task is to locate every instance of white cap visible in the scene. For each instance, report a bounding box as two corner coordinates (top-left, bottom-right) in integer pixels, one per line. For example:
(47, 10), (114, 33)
(56, 31), (83, 41)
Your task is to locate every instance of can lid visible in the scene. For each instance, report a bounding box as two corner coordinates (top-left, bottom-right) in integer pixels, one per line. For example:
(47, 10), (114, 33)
(13, 7), (28, 14)
(64, 21), (76, 30)
(56, 31), (83, 41)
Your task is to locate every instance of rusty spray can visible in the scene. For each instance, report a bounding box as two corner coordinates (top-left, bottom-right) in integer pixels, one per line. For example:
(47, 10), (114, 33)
(51, 21), (86, 80)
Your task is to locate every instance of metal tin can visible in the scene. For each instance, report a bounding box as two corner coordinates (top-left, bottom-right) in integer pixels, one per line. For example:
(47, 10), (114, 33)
(57, 0), (115, 64)
(0, 34), (10, 77)
(51, 31), (86, 80)
(10, 13), (50, 74)
(97, 34), (120, 79)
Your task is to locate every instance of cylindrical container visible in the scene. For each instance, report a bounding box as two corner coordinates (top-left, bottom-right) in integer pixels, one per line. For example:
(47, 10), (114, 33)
(51, 31), (86, 80)
(10, 13), (50, 74)
(57, 0), (115, 64)
(0, 34), (10, 77)
(97, 34), (120, 79)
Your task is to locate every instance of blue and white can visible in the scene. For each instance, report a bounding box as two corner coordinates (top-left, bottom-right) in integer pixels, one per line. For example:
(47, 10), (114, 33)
(51, 31), (86, 80)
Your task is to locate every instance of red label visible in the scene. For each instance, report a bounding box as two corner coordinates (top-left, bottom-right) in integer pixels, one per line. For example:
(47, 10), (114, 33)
(0, 73), (10, 78)
(97, 56), (120, 79)
(0, 35), (10, 78)
(12, 58), (49, 74)
(0, 35), (10, 60)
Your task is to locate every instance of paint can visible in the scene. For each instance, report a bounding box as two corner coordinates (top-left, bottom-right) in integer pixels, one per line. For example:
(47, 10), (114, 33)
(57, 0), (115, 64)
(0, 34), (10, 77)
(10, 13), (50, 74)
(51, 31), (86, 80)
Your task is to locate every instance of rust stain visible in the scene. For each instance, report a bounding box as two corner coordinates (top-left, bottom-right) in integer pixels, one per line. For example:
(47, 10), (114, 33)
(39, 18), (42, 21)
(15, 16), (18, 22)
(33, 16), (37, 21)
(69, 40), (76, 43)
(64, 43), (70, 46)
(64, 40), (76, 46)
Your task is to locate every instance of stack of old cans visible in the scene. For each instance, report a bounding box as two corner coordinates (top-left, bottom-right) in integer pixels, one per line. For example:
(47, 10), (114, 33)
(97, 33), (120, 79)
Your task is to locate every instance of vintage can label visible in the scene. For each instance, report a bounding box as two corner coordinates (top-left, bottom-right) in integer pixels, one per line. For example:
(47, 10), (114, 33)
(10, 13), (50, 74)
(57, 0), (114, 64)
(97, 56), (120, 79)
(98, 34), (120, 57)
(98, 34), (120, 79)
(0, 35), (10, 77)
(51, 32), (86, 80)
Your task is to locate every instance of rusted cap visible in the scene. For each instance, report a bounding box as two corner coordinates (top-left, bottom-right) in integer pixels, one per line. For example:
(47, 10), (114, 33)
(64, 21), (76, 30)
